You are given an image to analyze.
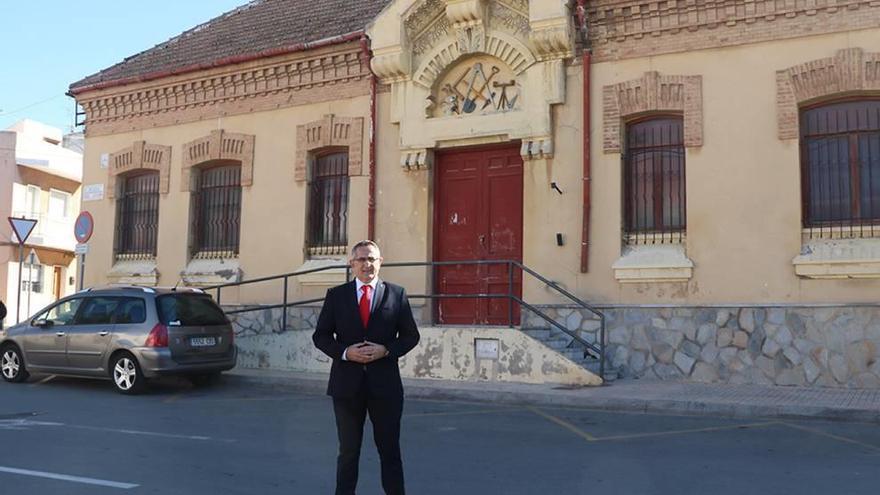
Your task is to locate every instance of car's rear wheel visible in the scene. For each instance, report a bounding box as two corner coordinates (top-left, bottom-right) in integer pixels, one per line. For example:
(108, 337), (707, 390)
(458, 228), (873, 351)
(110, 352), (146, 394)
(1, 345), (29, 383)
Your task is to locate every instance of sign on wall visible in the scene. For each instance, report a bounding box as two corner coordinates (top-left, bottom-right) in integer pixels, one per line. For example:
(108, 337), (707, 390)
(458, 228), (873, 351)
(82, 184), (105, 201)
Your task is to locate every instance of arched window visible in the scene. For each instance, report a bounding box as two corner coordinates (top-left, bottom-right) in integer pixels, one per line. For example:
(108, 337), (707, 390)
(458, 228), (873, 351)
(114, 171), (160, 259)
(308, 151), (349, 256)
(623, 116), (687, 244)
(800, 99), (880, 237)
(191, 163), (242, 258)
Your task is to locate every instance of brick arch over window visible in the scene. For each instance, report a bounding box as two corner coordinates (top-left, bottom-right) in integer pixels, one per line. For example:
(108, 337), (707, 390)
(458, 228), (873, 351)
(295, 114), (364, 182)
(603, 71), (703, 154)
(181, 130), (254, 191)
(107, 140), (171, 199)
(777, 48), (880, 140)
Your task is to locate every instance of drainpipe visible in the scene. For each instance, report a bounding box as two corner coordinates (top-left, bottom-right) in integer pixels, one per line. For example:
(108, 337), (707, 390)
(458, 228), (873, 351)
(576, 0), (591, 273)
(360, 36), (378, 240)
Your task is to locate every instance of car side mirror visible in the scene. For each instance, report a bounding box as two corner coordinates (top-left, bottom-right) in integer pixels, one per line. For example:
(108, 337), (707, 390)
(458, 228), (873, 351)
(33, 319), (54, 329)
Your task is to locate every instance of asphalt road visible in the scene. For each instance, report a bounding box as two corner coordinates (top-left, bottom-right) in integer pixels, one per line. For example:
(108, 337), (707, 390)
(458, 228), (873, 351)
(1, 374), (879, 495)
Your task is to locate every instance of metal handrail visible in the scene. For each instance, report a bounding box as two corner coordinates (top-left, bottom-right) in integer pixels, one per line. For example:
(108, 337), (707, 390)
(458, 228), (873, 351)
(207, 259), (605, 379)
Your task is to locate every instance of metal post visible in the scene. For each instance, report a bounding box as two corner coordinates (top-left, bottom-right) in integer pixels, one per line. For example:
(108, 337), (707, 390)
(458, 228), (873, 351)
(15, 244), (23, 324)
(282, 276), (289, 332)
(599, 313), (606, 382)
(216, 287), (221, 305)
(26, 258), (33, 318)
(507, 261), (514, 328)
(77, 253), (85, 291)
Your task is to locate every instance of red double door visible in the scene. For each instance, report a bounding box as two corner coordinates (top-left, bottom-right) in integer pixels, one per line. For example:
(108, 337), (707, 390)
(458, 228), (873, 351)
(434, 144), (523, 325)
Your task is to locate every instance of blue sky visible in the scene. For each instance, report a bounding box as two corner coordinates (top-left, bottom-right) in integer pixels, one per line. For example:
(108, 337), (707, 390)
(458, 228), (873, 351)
(0, 0), (247, 132)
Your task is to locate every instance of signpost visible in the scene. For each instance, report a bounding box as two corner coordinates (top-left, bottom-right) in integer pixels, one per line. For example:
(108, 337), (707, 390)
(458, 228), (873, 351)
(8, 217), (38, 323)
(74, 212), (94, 291)
(26, 249), (39, 318)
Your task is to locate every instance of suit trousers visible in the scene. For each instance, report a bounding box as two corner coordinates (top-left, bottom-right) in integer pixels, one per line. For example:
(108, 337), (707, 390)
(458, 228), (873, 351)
(333, 392), (405, 495)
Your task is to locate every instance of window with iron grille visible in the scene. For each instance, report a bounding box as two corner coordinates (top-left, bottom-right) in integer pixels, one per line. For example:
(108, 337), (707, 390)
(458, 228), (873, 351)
(800, 99), (880, 239)
(192, 163), (242, 258)
(308, 152), (349, 256)
(115, 172), (159, 260)
(623, 116), (687, 244)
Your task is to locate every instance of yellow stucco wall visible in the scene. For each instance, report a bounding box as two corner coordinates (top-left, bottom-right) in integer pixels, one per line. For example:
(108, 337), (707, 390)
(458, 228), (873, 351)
(81, 96), (373, 304)
(78, 28), (880, 308)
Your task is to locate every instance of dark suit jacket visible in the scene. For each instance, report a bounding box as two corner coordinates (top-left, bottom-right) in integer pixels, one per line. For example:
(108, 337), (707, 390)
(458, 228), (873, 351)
(313, 279), (420, 399)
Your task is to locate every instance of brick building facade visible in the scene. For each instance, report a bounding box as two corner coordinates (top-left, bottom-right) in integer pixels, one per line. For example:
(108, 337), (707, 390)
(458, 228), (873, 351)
(69, 0), (880, 388)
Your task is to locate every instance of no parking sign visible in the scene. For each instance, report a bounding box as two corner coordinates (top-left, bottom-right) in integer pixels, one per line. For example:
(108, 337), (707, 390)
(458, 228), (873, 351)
(73, 212), (94, 290)
(74, 211), (94, 243)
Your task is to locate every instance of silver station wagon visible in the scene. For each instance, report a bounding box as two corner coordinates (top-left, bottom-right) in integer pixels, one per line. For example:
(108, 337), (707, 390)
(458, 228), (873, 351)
(0, 286), (237, 394)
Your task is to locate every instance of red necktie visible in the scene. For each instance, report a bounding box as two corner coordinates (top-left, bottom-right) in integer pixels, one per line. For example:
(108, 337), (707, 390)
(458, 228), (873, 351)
(359, 285), (371, 329)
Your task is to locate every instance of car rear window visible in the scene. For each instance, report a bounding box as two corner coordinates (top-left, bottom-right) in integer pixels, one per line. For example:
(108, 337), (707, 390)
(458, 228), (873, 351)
(156, 294), (228, 326)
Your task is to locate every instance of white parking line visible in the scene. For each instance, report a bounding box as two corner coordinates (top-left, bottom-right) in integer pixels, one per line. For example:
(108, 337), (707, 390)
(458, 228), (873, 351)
(0, 466), (139, 489)
(0, 419), (234, 442)
(65, 423), (233, 442)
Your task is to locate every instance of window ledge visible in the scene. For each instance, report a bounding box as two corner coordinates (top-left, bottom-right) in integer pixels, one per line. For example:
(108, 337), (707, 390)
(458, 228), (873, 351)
(297, 258), (348, 287)
(108, 259), (159, 286)
(612, 244), (694, 283)
(793, 238), (880, 279)
(181, 258), (242, 287)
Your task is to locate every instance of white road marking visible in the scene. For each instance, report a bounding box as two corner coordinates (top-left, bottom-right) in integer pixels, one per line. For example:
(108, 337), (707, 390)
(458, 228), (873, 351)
(0, 465), (139, 489)
(0, 419), (234, 442)
(64, 423), (230, 441)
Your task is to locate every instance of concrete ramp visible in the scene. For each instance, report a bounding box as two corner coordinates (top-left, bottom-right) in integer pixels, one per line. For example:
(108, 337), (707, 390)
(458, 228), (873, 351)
(235, 325), (602, 387)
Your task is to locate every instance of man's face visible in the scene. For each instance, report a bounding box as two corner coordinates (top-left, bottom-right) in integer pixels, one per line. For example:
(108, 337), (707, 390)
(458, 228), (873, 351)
(350, 245), (382, 283)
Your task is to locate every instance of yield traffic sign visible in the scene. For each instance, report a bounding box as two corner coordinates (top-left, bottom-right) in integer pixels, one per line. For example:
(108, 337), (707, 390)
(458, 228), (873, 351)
(8, 217), (38, 245)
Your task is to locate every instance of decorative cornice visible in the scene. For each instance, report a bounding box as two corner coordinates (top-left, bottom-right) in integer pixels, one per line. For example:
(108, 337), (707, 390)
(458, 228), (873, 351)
(295, 114), (365, 182)
(777, 48), (880, 140)
(372, 46), (412, 84)
(520, 137), (553, 161)
(76, 43), (370, 136)
(447, 0), (488, 54)
(528, 16), (574, 61)
(401, 148), (434, 171)
(603, 72), (703, 153)
(446, 0), (486, 27)
(107, 140), (171, 199)
(181, 130), (255, 191)
(586, 0), (880, 62)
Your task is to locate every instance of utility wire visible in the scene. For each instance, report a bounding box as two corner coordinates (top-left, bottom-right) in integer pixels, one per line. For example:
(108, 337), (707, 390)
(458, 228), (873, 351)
(0, 94), (67, 117)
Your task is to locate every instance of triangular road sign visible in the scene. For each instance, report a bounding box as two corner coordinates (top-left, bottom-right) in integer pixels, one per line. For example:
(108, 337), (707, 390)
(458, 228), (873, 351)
(8, 217), (38, 245)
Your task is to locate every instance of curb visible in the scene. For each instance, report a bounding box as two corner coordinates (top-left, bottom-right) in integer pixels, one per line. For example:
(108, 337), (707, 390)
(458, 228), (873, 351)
(225, 369), (880, 424)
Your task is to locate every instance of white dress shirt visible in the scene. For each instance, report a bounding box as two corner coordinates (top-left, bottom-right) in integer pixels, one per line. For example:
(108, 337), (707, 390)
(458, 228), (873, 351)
(342, 278), (379, 361)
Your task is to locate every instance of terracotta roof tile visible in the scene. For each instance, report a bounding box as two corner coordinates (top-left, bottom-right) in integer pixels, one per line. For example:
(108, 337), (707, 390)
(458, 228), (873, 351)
(70, 0), (391, 92)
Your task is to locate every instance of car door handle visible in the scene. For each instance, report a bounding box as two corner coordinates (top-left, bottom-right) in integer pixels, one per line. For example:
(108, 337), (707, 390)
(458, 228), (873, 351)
(56, 331), (66, 337)
(98, 331), (109, 336)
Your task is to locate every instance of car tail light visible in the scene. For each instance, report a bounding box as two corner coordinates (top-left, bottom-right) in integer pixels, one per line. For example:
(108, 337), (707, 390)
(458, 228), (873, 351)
(145, 323), (168, 347)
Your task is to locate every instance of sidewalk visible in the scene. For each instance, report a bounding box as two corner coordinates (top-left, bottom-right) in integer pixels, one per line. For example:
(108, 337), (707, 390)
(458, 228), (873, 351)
(227, 368), (880, 423)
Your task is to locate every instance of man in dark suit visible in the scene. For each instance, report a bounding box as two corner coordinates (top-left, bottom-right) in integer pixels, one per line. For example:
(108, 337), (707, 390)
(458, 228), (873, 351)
(313, 240), (420, 495)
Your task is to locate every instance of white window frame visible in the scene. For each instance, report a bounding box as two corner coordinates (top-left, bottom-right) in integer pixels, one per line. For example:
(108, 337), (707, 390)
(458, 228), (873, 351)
(48, 188), (71, 219)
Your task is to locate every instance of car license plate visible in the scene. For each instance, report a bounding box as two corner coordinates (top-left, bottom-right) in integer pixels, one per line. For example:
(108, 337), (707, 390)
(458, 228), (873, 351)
(190, 337), (216, 347)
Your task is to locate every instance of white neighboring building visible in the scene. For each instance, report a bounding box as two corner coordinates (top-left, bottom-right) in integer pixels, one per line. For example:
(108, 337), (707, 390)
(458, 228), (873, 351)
(0, 119), (83, 325)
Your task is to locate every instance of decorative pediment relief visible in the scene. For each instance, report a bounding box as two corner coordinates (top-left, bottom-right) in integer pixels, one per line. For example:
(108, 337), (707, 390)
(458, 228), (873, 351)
(368, 0), (574, 165)
(181, 130), (255, 191)
(107, 141), (171, 199)
(294, 114), (365, 182)
(777, 48), (880, 140)
(371, 0), (573, 86)
(603, 72), (703, 153)
(430, 58), (521, 117)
